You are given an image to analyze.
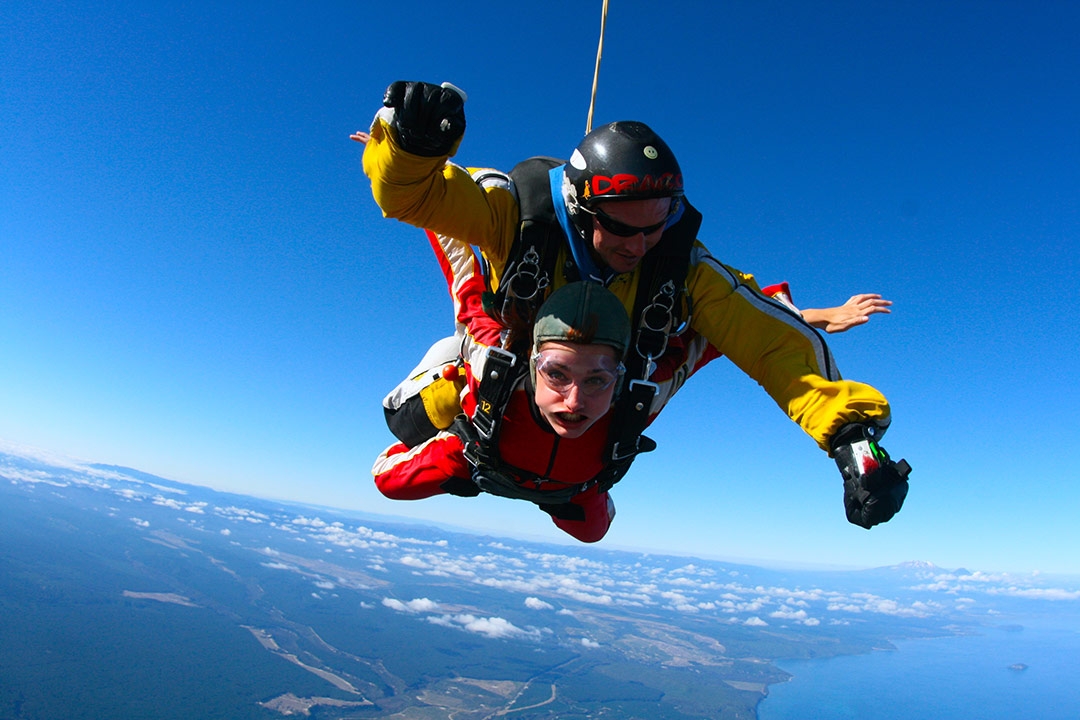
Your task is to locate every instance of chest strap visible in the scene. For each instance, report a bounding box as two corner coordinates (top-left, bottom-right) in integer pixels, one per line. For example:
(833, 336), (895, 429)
(456, 345), (572, 503)
(455, 344), (638, 504)
(466, 162), (703, 498)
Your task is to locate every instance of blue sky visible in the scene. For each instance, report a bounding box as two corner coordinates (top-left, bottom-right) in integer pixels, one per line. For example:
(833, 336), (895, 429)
(3, 1), (1078, 574)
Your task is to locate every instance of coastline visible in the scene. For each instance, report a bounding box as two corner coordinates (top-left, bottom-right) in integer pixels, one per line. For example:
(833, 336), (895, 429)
(756, 624), (1078, 720)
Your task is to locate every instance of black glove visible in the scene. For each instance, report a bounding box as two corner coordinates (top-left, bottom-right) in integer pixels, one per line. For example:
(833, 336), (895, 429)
(382, 80), (466, 157)
(831, 423), (911, 529)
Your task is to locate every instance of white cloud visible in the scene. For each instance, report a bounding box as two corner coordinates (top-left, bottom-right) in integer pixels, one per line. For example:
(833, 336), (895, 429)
(744, 617), (768, 626)
(721, 598), (768, 613)
(861, 597), (930, 618)
(461, 615), (522, 639)
(223, 506), (268, 518)
(819, 591), (936, 618)
(581, 638), (601, 648)
(987, 586), (1080, 601)
(525, 597), (554, 610)
(382, 597), (439, 613)
(428, 613), (542, 641)
(291, 516), (328, 528)
(152, 496), (186, 510)
(770, 607), (808, 621)
(556, 587), (614, 605)
(905, 570), (1080, 603)
(481, 577), (545, 593)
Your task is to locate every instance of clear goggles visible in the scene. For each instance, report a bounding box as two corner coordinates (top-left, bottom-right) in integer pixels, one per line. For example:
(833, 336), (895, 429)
(532, 350), (624, 397)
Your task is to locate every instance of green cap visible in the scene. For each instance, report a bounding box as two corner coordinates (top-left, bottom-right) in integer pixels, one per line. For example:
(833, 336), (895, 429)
(532, 282), (631, 357)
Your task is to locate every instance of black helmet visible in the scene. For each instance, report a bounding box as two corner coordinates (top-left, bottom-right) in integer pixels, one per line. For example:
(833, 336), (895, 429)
(562, 121), (684, 237)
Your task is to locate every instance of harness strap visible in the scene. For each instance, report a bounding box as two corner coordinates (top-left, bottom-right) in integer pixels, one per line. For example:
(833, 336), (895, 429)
(455, 344), (616, 505)
(454, 345), (587, 504)
(594, 433), (657, 494)
(603, 200), (703, 467)
(608, 379), (661, 462)
(483, 158), (568, 340)
(462, 163), (704, 499)
(470, 346), (520, 441)
(451, 414), (587, 505)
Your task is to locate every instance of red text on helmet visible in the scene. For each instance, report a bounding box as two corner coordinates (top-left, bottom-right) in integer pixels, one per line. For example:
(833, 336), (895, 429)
(590, 173), (683, 197)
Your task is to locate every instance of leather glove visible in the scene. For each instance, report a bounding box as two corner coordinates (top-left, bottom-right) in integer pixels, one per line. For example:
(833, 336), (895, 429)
(831, 423), (911, 529)
(382, 80), (466, 157)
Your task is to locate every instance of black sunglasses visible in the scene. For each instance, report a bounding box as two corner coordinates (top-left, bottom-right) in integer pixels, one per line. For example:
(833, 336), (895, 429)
(583, 199), (679, 237)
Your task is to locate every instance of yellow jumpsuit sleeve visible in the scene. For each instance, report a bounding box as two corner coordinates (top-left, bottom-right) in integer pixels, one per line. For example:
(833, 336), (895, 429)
(685, 244), (891, 451)
(362, 116), (520, 268)
(363, 115), (891, 453)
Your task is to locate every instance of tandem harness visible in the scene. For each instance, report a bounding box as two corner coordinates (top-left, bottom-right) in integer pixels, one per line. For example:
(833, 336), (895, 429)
(450, 344), (649, 508)
(450, 347), (596, 506)
(454, 157), (702, 504)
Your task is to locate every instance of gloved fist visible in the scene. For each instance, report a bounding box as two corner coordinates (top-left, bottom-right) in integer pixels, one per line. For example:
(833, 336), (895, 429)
(831, 423), (911, 529)
(382, 80), (466, 157)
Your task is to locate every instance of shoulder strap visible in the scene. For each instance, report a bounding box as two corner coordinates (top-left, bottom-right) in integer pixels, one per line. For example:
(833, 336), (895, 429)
(603, 199), (703, 471)
(483, 158), (572, 346)
(467, 163), (706, 497)
(467, 346), (522, 443)
(452, 345), (591, 505)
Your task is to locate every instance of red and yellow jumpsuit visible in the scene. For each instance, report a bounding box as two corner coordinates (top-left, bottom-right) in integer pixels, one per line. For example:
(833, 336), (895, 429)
(372, 230), (685, 543)
(362, 119), (891, 454)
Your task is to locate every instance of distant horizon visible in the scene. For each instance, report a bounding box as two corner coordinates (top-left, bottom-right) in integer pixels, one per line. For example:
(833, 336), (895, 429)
(4, 436), (1074, 581)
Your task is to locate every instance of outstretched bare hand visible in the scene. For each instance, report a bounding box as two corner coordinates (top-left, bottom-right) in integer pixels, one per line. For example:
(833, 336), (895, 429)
(802, 294), (892, 334)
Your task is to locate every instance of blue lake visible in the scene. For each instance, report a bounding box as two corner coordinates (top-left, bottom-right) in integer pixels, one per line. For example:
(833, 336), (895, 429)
(757, 622), (1080, 719)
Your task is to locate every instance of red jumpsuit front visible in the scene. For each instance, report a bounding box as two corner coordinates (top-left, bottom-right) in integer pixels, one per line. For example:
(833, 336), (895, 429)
(372, 230), (633, 542)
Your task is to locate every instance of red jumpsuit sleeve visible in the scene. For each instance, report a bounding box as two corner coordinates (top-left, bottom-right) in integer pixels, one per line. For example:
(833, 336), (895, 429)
(371, 434), (472, 501)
